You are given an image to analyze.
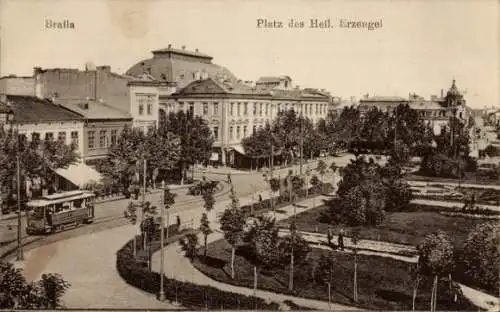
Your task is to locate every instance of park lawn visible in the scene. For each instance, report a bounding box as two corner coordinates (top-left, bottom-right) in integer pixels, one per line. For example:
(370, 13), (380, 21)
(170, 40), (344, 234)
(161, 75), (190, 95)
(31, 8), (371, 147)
(278, 205), (495, 247)
(193, 239), (475, 311)
(408, 171), (500, 186)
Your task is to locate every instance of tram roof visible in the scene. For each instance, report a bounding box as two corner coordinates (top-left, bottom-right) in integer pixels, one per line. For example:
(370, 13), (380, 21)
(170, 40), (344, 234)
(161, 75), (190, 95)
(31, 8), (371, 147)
(27, 191), (95, 207)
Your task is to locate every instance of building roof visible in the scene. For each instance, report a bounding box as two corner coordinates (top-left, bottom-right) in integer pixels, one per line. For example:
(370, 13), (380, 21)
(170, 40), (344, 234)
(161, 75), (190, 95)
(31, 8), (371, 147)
(360, 96), (408, 102)
(409, 100), (444, 110)
(56, 99), (132, 120)
(126, 46), (238, 89)
(256, 76), (291, 84)
(446, 79), (462, 97)
(3, 95), (84, 122)
(151, 46), (213, 59)
(172, 78), (329, 101)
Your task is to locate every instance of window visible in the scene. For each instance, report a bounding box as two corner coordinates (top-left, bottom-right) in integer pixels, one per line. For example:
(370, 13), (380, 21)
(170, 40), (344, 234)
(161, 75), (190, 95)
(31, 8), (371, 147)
(147, 126), (154, 134)
(110, 130), (118, 146)
(88, 131), (95, 149)
(259, 103), (263, 116)
(213, 127), (219, 140)
(243, 126), (247, 138)
(57, 132), (66, 143)
(32, 132), (40, 143)
(285, 103), (288, 111)
(189, 102), (194, 114)
(203, 102), (209, 115)
(265, 103), (269, 116)
(99, 130), (107, 148)
(253, 103), (257, 115)
(291, 104), (295, 111)
(230, 103), (234, 116)
(179, 102), (185, 111)
(253, 125), (257, 134)
(45, 132), (54, 141)
(213, 102), (219, 115)
(138, 98), (145, 115)
(148, 102), (153, 116)
(315, 104), (318, 114)
(236, 126), (241, 139)
(70, 131), (78, 148)
(229, 126), (234, 140)
(278, 103), (281, 112)
(309, 104), (313, 115)
(244, 102), (248, 115)
(237, 103), (241, 116)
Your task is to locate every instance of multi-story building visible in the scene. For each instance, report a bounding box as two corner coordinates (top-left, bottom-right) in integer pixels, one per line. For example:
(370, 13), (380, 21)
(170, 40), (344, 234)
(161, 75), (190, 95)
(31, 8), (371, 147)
(358, 80), (470, 134)
(166, 76), (330, 166)
(0, 75), (35, 96)
(0, 94), (85, 156)
(56, 99), (133, 166)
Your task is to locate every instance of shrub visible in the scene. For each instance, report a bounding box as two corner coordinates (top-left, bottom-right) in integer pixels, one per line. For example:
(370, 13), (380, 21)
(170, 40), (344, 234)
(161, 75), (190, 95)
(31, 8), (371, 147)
(116, 230), (279, 310)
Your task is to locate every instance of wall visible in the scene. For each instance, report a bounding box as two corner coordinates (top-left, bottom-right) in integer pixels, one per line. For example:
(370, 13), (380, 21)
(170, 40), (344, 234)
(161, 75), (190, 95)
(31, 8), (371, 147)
(0, 77), (35, 96)
(16, 121), (85, 158)
(34, 67), (130, 112)
(83, 119), (132, 162)
(129, 84), (160, 132)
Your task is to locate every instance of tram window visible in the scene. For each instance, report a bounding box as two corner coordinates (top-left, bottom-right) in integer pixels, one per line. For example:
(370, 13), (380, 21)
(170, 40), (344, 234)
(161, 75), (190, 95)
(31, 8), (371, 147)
(74, 199), (83, 208)
(55, 203), (63, 213)
(32, 207), (44, 219)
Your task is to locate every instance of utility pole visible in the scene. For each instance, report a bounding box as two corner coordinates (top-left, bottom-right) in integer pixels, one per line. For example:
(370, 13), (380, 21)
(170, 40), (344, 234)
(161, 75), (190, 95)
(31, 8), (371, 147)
(16, 121), (23, 261)
(142, 158), (147, 223)
(158, 190), (167, 301)
(299, 112), (303, 176)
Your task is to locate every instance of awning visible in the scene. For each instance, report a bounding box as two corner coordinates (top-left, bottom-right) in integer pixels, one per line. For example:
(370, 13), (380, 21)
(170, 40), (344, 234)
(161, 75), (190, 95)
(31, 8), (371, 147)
(232, 144), (246, 155)
(54, 162), (103, 188)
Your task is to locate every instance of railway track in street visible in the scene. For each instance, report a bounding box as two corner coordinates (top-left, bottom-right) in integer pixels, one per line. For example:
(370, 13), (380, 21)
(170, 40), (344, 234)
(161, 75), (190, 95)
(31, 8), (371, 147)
(0, 176), (243, 261)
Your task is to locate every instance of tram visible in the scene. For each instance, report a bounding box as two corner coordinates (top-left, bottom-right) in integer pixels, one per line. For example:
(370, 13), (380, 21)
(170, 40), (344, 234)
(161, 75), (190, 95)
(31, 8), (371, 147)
(26, 190), (95, 235)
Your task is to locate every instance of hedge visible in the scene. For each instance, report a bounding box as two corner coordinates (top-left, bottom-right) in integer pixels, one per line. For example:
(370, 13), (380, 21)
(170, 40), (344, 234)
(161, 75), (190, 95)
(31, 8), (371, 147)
(239, 183), (334, 216)
(116, 227), (280, 310)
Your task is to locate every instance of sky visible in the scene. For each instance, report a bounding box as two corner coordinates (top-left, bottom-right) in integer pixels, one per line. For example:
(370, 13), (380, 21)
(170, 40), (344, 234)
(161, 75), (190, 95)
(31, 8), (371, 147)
(0, 0), (498, 108)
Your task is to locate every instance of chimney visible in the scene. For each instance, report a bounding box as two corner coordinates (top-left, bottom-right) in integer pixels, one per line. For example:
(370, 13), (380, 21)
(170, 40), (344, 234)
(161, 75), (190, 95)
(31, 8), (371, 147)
(195, 48), (199, 52)
(441, 89), (444, 98)
(168, 44), (172, 48)
(34, 68), (43, 99)
(182, 45), (186, 50)
(97, 65), (111, 73)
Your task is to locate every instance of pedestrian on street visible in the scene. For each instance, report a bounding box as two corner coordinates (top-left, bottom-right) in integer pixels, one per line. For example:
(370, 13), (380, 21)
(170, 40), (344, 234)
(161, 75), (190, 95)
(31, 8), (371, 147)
(258, 194), (263, 203)
(227, 173), (232, 184)
(338, 228), (345, 251)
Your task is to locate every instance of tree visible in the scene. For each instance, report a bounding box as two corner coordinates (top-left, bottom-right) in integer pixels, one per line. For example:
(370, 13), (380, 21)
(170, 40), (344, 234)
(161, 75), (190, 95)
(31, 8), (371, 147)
(309, 175), (321, 194)
(330, 106), (363, 151)
(277, 221), (312, 290)
(316, 160), (327, 192)
(100, 125), (181, 192)
(417, 231), (454, 312)
(0, 127), (79, 199)
(179, 232), (199, 260)
(160, 110), (214, 184)
(219, 187), (246, 279)
(271, 110), (302, 166)
(0, 262), (70, 309)
(360, 107), (390, 153)
(462, 223), (499, 293)
(332, 157), (387, 226)
(242, 122), (281, 163)
(199, 213), (212, 258)
(202, 191), (215, 212)
(351, 230), (360, 303)
(269, 177), (281, 212)
(244, 215), (280, 269)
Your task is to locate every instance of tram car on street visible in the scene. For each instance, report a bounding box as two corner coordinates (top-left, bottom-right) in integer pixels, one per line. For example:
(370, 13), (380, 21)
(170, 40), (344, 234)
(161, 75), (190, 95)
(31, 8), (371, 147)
(26, 190), (96, 235)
